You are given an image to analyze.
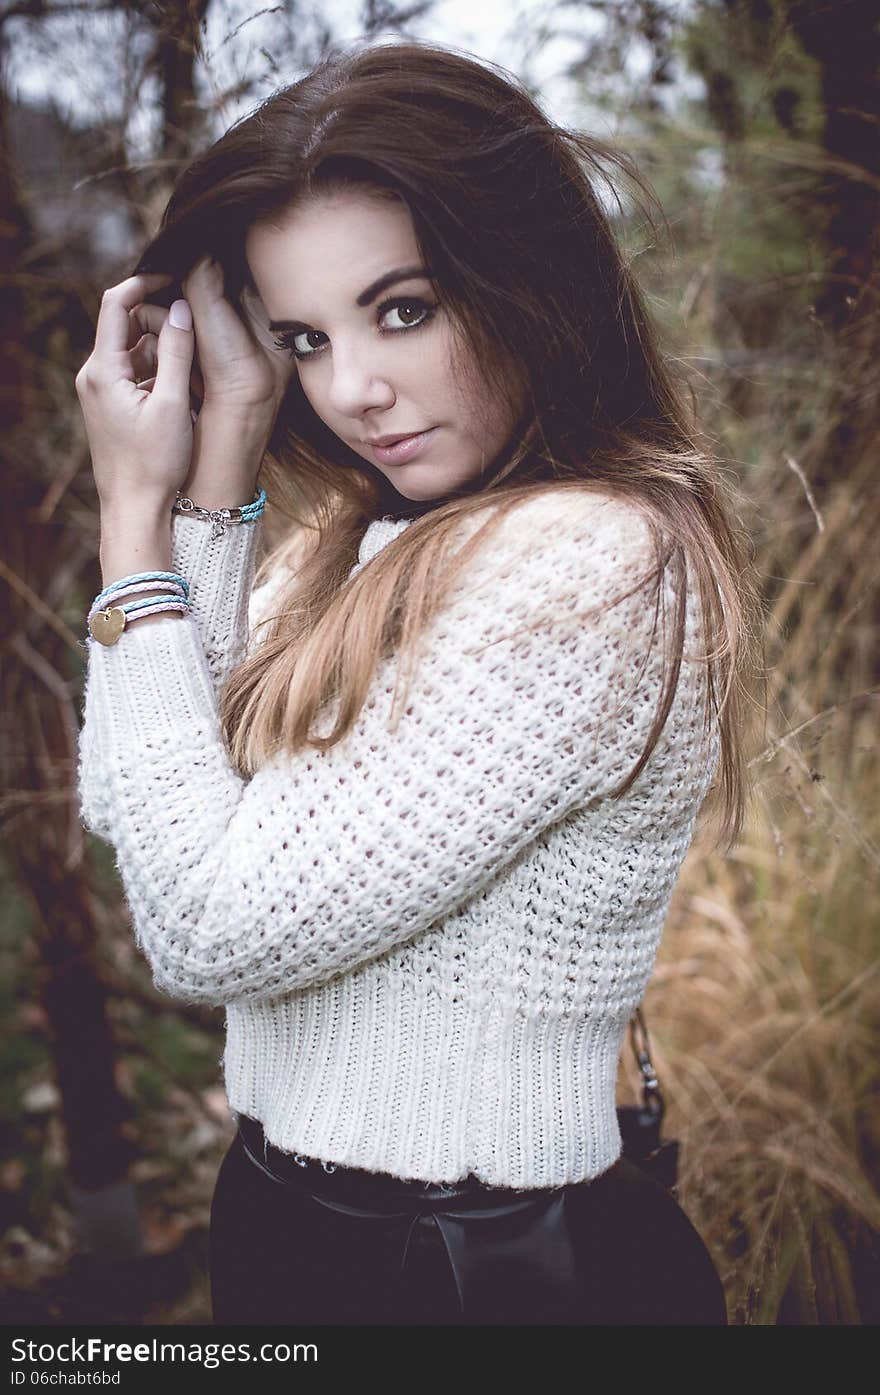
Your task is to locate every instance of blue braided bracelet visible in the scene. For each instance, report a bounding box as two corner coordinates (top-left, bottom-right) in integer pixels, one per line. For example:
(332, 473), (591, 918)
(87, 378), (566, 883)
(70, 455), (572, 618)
(90, 570), (190, 616)
(86, 486), (267, 647)
(87, 570), (190, 648)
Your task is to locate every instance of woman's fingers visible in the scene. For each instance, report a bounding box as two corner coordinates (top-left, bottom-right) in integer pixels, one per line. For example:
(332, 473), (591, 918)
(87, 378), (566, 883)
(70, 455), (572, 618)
(183, 257), (265, 371)
(129, 302), (168, 343)
(240, 283), (297, 393)
(130, 333), (158, 382)
(239, 283), (276, 353)
(181, 255), (236, 343)
(76, 277), (199, 509)
(177, 256), (285, 408)
(152, 299), (195, 403)
(182, 254), (224, 306)
(132, 377), (194, 425)
(190, 359), (205, 402)
(94, 272), (173, 363)
(133, 309), (205, 406)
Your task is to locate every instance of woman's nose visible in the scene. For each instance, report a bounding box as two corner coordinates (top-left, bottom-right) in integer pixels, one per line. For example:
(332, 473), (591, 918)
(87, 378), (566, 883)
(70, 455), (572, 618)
(326, 344), (395, 417)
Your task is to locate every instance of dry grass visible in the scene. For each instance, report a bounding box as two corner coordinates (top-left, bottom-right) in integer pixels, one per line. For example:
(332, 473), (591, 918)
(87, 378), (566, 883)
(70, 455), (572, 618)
(619, 426), (879, 1323)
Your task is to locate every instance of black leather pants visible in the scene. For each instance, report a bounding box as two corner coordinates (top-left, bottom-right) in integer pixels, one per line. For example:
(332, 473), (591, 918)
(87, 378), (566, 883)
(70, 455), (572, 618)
(209, 1114), (727, 1325)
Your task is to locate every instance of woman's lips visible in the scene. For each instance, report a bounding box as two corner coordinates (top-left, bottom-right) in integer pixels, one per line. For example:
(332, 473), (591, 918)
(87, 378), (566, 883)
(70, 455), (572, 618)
(371, 428), (437, 466)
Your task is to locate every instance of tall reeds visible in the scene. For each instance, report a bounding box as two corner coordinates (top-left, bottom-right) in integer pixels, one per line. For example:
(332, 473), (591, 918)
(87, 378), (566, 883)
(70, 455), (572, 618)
(622, 422), (879, 1323)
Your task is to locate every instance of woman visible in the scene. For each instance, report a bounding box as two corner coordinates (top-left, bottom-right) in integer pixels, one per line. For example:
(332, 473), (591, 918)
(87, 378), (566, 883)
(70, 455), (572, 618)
(75, 40), (763, 1325)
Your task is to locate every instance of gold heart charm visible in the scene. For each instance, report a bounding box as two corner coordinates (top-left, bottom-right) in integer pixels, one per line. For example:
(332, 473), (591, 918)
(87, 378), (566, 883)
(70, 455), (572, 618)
(89, 606), (126, 646)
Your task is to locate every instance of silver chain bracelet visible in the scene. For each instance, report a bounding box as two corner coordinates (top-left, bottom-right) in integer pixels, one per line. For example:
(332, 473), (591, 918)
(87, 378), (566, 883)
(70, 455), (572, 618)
(172, 486), (267, 540)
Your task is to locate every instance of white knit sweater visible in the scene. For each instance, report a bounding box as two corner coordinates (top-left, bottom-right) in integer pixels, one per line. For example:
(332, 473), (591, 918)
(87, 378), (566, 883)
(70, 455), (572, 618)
(76, 489), (719, 1188)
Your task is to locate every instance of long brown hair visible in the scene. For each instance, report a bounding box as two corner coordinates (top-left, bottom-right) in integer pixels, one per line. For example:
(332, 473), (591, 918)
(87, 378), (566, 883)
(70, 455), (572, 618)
(133, 39), (766, 853)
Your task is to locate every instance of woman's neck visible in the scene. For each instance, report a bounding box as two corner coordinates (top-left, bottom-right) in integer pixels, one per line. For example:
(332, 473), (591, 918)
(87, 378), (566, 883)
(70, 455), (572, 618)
(376, 481), (475, 522)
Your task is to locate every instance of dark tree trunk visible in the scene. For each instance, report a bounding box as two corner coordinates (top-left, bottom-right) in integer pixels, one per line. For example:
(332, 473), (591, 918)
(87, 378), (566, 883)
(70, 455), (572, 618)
(0, 60), (137, 1232)
(786, 0), (880, 330)
(153, 0), (212, 174)
(784, 0), (880, 494)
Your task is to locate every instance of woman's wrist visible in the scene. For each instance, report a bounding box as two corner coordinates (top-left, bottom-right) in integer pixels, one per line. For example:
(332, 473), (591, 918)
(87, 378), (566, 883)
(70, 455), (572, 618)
(99, 507), (173, 591)
(95, 511), (185, 634)
(182, 405), (273, 509)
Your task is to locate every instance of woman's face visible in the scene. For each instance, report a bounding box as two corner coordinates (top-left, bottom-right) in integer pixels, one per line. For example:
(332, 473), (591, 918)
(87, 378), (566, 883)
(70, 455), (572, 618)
(245, 187), (521, 501)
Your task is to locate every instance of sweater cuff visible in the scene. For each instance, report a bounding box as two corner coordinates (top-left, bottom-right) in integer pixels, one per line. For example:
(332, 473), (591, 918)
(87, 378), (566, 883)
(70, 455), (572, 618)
(169, 511), (263, 690)
(84, 612), (223, 757)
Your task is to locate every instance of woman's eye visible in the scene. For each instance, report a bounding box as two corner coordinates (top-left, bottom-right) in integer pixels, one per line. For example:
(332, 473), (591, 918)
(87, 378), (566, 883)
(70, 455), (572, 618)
(272, 297), (436, 361)
(272, 328), (326, 358)
(381, 299), (431, 330)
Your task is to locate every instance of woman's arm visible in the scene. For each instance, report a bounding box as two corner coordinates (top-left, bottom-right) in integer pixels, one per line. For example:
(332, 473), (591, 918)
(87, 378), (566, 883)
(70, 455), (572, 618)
(78, 491), (706, 1007)
(79, 263), (292, 686)
(97, 510), (262, 695)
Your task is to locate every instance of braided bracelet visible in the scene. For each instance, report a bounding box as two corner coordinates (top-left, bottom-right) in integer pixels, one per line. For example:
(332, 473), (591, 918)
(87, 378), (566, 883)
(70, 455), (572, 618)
(88, 573), (190, 621)
(87, 570), (190, 648)
(173, 486), (266, 539)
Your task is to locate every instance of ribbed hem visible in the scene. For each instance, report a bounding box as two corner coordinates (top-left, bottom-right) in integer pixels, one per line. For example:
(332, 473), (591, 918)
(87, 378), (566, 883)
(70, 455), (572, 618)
(223, 984), (627, 1188)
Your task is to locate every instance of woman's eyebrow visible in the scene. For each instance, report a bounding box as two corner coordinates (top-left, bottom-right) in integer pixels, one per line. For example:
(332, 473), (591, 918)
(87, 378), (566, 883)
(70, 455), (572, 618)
(268, 265), (434, 331)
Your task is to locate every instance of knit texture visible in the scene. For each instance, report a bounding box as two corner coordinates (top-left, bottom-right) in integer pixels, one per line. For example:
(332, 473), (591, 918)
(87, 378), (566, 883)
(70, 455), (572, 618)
(76, 489), (720, 1187)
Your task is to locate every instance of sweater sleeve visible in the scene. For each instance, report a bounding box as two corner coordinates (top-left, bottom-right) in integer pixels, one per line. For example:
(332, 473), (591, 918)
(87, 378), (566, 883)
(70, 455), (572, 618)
(166, 509), (262, 694)
(76, 490), (710, 1006)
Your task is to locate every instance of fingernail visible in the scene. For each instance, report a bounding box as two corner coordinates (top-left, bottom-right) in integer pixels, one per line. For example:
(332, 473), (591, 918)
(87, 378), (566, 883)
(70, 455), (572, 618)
(169, 298), (192, 331)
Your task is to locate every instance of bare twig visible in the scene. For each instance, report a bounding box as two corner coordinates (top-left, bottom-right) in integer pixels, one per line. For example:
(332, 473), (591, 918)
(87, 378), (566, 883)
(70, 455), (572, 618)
(35, 450), (87, 522)
(7, 629), (75, 702)
(749, 688), (879, 767)
(784, 454), (825, 532)
(0, 560), (83, 654)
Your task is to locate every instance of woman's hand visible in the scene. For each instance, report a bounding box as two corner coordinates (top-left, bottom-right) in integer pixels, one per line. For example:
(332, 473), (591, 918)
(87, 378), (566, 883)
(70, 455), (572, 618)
(122, 257), (297, 509)
(132, 255), (296, 420)
(75, 272), (196, 511)
(190, 255), (297, 413)
(77, 259), (297, 516)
